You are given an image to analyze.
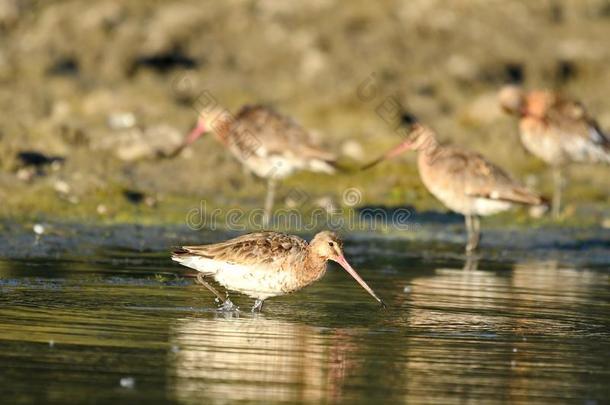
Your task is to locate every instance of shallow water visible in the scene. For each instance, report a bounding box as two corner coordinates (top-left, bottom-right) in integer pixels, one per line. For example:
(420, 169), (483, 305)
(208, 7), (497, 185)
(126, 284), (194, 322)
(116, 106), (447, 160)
(0, 225), (609, 404)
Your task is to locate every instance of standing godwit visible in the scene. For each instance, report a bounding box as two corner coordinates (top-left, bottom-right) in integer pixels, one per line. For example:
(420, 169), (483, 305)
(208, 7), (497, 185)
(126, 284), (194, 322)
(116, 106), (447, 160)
(171, 230), (385, 312)
(363, 124), (544, 252)
(499, 85), (610, 219)
(178, 105), (337, 226)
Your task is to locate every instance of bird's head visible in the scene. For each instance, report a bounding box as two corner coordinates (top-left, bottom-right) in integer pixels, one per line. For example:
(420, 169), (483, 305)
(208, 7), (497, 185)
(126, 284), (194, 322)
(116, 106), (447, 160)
(310, 231), (386, 308)
(183, 107), (234, 147)
(311, 231), (344, 261)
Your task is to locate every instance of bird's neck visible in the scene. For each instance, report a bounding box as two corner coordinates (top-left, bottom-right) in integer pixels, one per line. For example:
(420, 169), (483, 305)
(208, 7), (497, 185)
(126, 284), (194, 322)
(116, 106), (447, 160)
(211, 113), (233, 146)
(417, 138), (442, 166)
(303, 250), (328, 282)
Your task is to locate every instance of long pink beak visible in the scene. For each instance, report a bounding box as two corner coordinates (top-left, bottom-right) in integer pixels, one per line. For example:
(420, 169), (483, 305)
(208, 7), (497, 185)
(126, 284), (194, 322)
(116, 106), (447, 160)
(184, 121), (207, 146)
(361, 138), (414, 170)
(160, 121), (208, 159)
(333, 255), (386, 308)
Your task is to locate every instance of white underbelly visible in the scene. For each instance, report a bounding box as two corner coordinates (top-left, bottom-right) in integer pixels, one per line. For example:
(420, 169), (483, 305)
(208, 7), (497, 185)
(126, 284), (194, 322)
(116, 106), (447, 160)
(214, 265), (295, 300)
(230, 147), (298, 179)
(520, 129), (564, 165)
(173, 255), (303, 300)
(472, 198), (512, 216)
(244, 155), (297, 179)
(426, 183), (512, 216)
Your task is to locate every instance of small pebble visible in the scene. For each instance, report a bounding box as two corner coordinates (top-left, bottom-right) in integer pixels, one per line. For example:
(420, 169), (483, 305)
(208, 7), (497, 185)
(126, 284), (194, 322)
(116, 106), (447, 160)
(33, 224), (45, 235)
(341, 139), (365, 161)
(16, 167), (35, 182)
(108, 112), (136, 130)
(50, 161), (63, 171)
(54, 180), (70, 194)
(512, 348), (518, 353)
(48, 340), (55, 348)
(144, 196), (157, 208)
(403, 286), (412, 293)
(120, 377), (135, 389)
(529, 204), (548, 219)
(171, 345), (180, 353)
(285, 188), (309, 208)
(315, 196), (337, 213)
(97, 204), (108, 215)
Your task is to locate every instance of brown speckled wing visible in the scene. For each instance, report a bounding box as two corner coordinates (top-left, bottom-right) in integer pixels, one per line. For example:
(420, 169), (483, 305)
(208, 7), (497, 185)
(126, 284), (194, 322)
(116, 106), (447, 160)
(436, 147), (541, 205)
(181, 232), (308, 266)
(229, 105), (336, 162)
(465, 152), (541, 205)
(548, 96), (610, 154)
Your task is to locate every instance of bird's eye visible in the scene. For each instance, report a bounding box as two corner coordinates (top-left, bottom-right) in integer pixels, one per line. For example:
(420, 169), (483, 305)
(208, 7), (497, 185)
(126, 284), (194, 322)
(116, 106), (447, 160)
(328, 242), (334, 247)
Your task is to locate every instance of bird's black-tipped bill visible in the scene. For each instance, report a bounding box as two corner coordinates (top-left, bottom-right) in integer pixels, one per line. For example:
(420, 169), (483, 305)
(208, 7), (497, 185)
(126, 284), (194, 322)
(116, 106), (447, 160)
(334, 255), (385, 307)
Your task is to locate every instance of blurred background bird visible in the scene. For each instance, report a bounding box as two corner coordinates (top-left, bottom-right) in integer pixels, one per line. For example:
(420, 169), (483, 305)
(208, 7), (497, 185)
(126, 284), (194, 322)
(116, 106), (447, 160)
(499, 85), (610, 219)
(174, 105), (337, 226)
(1, 1), (608, 226)
(363, 123), (545, 251)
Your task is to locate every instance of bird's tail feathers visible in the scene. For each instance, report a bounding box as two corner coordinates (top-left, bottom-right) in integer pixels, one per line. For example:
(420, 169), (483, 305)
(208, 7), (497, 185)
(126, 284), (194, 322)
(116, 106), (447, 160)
(171, 247), (218, 275)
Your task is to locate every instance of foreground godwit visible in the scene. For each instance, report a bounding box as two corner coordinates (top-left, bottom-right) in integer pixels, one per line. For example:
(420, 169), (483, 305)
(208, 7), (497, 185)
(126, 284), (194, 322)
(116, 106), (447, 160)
(499, 85), (610, 219)
(363, 124), (544, 252)
(171, 231), (385, 311)
(177, 105), (337, 225)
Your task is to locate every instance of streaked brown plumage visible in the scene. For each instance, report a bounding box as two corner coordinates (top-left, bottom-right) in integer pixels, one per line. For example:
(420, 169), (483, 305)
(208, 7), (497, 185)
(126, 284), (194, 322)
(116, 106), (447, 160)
(499, 85), (610, 218)
(179, 105), (337, 225)
(172, 231), (385, 312)
(363, 124), (544, 251)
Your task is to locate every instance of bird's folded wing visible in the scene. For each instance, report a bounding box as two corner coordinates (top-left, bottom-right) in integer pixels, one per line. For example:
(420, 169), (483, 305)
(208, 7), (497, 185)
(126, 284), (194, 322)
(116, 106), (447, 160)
(179, 232), (308, 266)
(438, 148), (542, 205)
(550, 98), (610, 149)
(232, 105), (337, 162)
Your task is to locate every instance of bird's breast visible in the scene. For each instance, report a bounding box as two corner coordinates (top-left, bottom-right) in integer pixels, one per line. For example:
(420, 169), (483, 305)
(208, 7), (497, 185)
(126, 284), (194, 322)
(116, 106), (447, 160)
(228, 147), (298, 179)
(520, 119), (566, 165)
(214, 261), (325, 300)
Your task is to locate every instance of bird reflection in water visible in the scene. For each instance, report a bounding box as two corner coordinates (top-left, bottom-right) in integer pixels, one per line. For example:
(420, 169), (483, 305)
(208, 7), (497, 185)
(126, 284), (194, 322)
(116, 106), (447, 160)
(168, 315), (359, 403)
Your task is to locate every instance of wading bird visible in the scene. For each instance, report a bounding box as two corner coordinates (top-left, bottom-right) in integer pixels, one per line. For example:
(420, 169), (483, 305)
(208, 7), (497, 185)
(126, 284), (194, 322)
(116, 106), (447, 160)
(176, 105), (337, 226)
(499, 85), (610, 219)
(171, 230), (386, 312)
(363, 124), (544, 252)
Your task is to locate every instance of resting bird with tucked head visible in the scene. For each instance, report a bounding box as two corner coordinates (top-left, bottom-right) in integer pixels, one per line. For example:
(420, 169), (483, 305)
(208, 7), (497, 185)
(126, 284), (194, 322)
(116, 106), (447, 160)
(499, 85), (610, 219)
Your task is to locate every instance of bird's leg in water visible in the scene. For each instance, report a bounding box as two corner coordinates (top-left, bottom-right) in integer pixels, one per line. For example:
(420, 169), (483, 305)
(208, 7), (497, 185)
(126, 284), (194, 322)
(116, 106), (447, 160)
(473, 215), (480, 248)
(262, 178), (277, 228)
(196, 273), (226, 304)
(463, 252), (479, 271)
(251, 299), (265, 313)
(552, 166), (563, 220)
(465, 215), (473, 252)
(465, 215), (480, 252)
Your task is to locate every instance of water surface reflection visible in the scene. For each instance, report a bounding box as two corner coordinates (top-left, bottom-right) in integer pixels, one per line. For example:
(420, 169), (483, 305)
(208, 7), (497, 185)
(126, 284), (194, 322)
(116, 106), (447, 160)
(170, 316), (361, 403)
(0, 243), (608, 404)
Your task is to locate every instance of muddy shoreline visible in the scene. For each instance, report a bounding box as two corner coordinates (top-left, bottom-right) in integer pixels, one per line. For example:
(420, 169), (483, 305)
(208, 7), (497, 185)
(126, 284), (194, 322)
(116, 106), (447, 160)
(2, 219), (608, 268)
(1, 1), (608, 224)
